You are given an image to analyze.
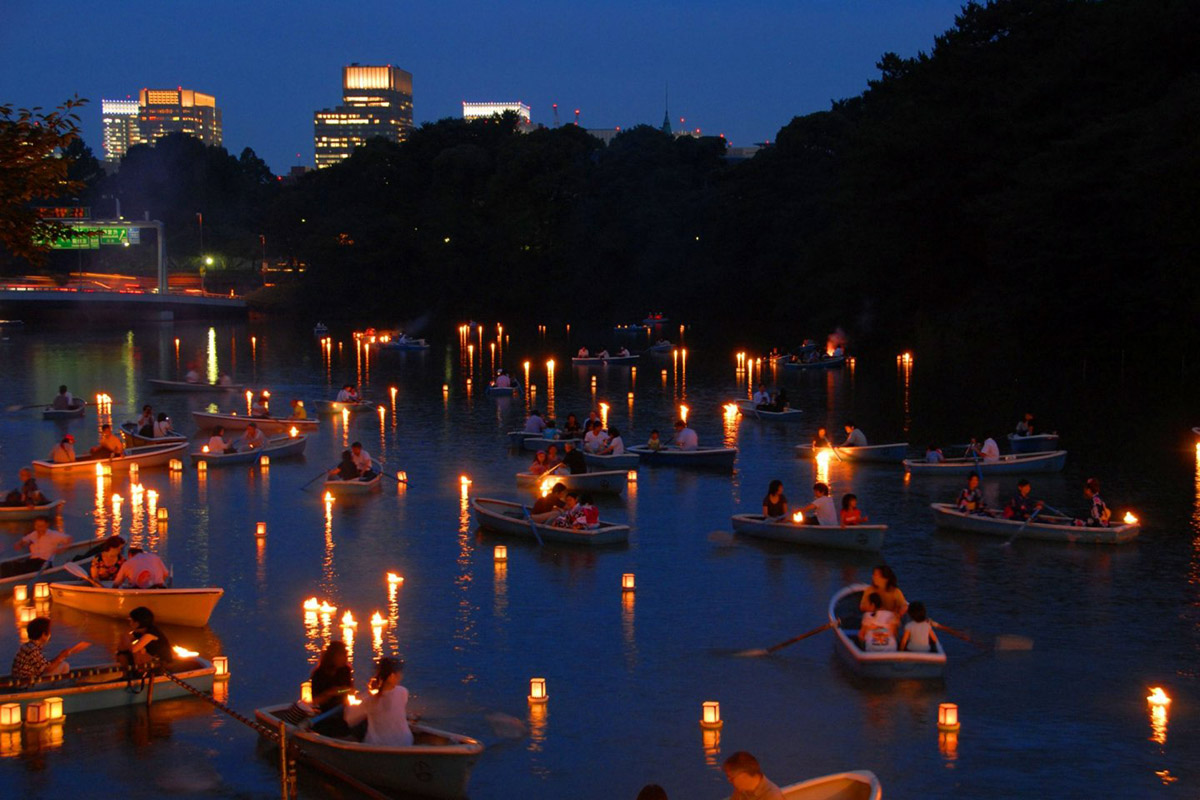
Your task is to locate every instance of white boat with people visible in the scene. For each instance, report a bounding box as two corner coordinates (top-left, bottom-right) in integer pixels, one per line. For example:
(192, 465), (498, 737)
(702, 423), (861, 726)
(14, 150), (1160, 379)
(572, 354), (640, 366)
(32, 441), (189, 476)
(0, 657), (217, 716)
(647, 339), (675, 353)
(486, 381), (520, 397)
(628, 444), (738, 470)
(147, 378), (244, 392)
(42, 399), (86, 420)
(735, 398), (803, 422)
(379, 333), (430, 351)
(323, 472), (383, 494)
(313, 399), (375, 416)
(795, 442), (909, 462)
(0, 538), (103, 596)
(191, 410), (318, 434)
(119, 420), (188, 447)
(903, 450), (1068, 475)
(1007, 432), (1061, 453)
(0, 499), (65, 522)
(731, 514), (886, 551)
(829, 584), (947, 679)
(255, 703), (484, 799)
(472, 497), (630, 546)
(778, 770), (883, 800)
(49, 580), (224, 627)
(516, 468), (627, 495)
(584, 451), (640, 470)
(929, 503), (1140, 544)
(190, 433), (308, 467)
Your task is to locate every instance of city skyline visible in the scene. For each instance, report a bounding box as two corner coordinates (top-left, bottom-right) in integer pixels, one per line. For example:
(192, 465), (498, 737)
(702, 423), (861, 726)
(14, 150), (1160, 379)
(1, 1), (966, 174)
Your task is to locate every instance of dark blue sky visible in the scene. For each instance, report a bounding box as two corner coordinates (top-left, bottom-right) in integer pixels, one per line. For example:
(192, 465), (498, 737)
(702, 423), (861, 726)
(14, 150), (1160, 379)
(2, 1), (965, 174)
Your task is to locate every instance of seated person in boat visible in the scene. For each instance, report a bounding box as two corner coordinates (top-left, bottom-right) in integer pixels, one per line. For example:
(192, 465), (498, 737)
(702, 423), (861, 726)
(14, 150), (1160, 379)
(596, 348), (610, 359)
(576, 494), (600, 527)
(206, 426), (235, 455)
(349, 442), (376, 477)
(577, 347), (590, 358)
(860, 565), (908, 617)
(561, 441), (587, 475)
(1075, 477), (1112, 527)
(1015, 413), (1035, 436)
(857, 592), (899, 652)
(722, 751), (784, 800)
(529, 450), (551, 475)
(762, 479), (787, 519)
(152, 413), (174, 439)
(796, 483), (837, 526)
(216, 372), (233, 387)
(331, 450), (359, 481)
(1004, 479), (1043, 521)
(924, 444), (943, 463)
(531, 483), (568, 522)
(239, 422), (266, 450)
(290, 399), (307, 420)
(545, 444), (562, 468)
(135, 405), (155, 437)
(583, 421), (608, 454)
(89, 424), (126, 458)
(956, 473), (986, 514)
(90, 535), (126, 582)
(494, 369), (512, 389)
(647, 429), (663, 451)
(585, 410), (603, 431)
(335, 384), (359, 403)
(561, 413), (583, 438)
(344, 657), (413, 747)
(251, 393), (271, 417)
(899, 601), (939, 653)
(11, 517), (70, 573)
(770, 389), (790, 412)
(599, 427), (626, 456)
(752, 384), (771, 408)
(550, 492), (587, 528)
(5, 468), (47, 507)
(980, 436), (1001, 462)
(51, 384), (75, 410)
(542, 418), (559, 440)
(812, 427), (834, 450)
(524, 410), (547, 434)
(309, 641), (356, 736)
(49, 434), (76, 463)
(11, 617), (90, 681)
(673, 420), (699, 450)
(184, 365), (201, 383)
(842, 422), (867, 447)
(112, 548), (169, 589)
(831, 343), (845, 358)
(117, 606), (171, 669)
(840, 493), (868, 525)
(616, 346), (630, 357)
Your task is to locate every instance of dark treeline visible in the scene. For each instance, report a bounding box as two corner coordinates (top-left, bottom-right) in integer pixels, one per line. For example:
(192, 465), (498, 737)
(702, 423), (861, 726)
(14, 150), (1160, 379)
(22, 0), (1200, 353)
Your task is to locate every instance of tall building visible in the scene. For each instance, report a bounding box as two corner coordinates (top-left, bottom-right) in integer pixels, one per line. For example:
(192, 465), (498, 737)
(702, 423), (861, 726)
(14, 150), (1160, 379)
(137, 88), (222, 147)
(101, 99), (140, 165)
(313, 64), (414, 169)
(462, 101), (533, 132)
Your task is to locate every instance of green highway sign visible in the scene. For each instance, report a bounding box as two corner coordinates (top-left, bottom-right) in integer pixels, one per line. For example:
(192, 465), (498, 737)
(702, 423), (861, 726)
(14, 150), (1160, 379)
(48, 225), (130, 250)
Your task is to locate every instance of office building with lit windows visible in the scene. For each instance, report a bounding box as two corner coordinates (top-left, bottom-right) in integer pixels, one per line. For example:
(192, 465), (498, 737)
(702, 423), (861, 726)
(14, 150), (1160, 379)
(101, 99), (140, 166)
(313, 64), (414, 168)
(137, 88), (223, 147)
(462, 101), (533, 132)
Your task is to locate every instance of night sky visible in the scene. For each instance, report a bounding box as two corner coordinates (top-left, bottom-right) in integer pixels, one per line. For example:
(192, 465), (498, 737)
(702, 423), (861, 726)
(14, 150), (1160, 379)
(1, 1), (965, 174)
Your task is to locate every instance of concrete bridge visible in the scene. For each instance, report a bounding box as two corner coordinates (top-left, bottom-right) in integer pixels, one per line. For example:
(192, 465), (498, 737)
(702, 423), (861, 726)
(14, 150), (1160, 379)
(0, 286), (246, 322)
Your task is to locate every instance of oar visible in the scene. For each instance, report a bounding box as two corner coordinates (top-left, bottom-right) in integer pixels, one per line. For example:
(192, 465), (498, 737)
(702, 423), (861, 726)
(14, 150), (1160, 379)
(1001, 507), (1042, 547)
(828, 442), (844, 462)
(933, 621), (1033, 652)
(62, 561), (104, 588)
(734, 620), (837, 657)
(520, 504), (545, 546)
(299, 467), (334, 492)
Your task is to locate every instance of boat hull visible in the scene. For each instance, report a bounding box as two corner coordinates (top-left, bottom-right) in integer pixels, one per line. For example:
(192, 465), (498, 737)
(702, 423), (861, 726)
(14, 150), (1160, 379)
(255, 705), (482, 799)
(795, 443), (909, 462)
(0, 659), (216, 716)
(735, 399), (803, 421)
(32, 442), (189, 476)
(930, 503), (1139, 544)
(472, 498), (629, 545)
(191, 411), (318, 434)
(314, 400), (375, 416)
(486, 384), (519, 397)
(147, 379), (243, 392)
(829, 584), (947, 679)
(628, 445), (737, 469)
(584, 452), (640, 470)
(49, 583), (224, 627)
(516, 469), (627, 495)
(119, 421), (189, 447)
(782, 355), (846, 369)
(522, 437), (581, 452)
(190, 435), (307, 466)
(42, 400), (86, 420)
(0, 539), (102, 596)
(571, 356), (639, 366)
(780, 771), (882, 800)
(0, 500), (65, 521)
(1007, 433), (1060, 453)
(904, 450), (1067, 475)
(731, 515), (886, 551)
(324, 473), (383, 494)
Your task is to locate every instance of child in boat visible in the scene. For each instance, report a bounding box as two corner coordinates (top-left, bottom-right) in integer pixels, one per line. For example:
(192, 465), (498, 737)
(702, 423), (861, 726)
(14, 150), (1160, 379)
(647, 430), (662, 451)
(1004, 479), (1042, 521)
(899, 601), (939, 653)
(529, 450), (550, 475)
(542, 418), (559, 441)
(840, 494), (867, 525)
(857, 592), (898, 652)
(1075, 477), (1111, 527)
(550, 493), (584, 528)
(956, 473), (986, 514)
(577, 494), (600, 528)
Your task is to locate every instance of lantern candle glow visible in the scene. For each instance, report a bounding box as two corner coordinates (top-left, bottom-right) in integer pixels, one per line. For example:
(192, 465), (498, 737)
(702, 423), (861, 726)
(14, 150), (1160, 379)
(213, 656), (230, 679)
(622, 573), (635, 592)
(156, 508), (168, 521)
(528, 677), (548, 703)
(494, 545), (508, 562)
(24, 701), (50, 726)
(13, 585), (27, 604)
(255, 522), (267, 537)
(259, 455), (270, 467)
(300, 681), (313, 704)
(44, 697), (64, 721)
(700, 701), (723, 729)
(33, 583), (49, 600)
(169, 459), (183, 472)
(197, 460), (207, 473)
(0, 703), (19, 729)
(937, 702), (961, 731)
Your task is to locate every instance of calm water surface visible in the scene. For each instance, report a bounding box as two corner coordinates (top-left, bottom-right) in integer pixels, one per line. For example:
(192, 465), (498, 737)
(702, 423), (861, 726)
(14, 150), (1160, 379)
(0, 321), (1195, 799)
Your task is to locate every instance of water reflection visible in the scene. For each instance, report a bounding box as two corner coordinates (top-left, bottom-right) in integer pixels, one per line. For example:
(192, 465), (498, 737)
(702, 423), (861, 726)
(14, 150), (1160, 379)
(701, 727), (721, 768)
(321, 493), (336, 598)
(621, 591), (636, 669)
(493, 561), (508, 620)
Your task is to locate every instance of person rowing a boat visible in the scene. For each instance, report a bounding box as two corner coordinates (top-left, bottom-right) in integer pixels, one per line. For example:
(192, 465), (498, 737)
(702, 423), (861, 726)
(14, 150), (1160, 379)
(50, 384), (75, 410)
(1015, 413), (1035, 436)
(206, 426), (235, 455)
(795, 482), (837, 525)
(722, 751), (785, 800)
(531, 482), (568, 522)
(239, 422), (266, 450)
(10, 617), (91, 681)
(524, 409), (547, 434)
(12, 517), (70, 572)
(309, 641), (356, 736)
(673, 420), (699, 450)
(89, 424), (125, 459)
(1074, 477), (1112, 527)
(349, 442), (376, 478)
(842, 422), (867, 447)
(112, 548), (169, 589)
(859, 565), (908, 617)
(49, 434), (76, 463)
(811, 427), (834, 451)
(5, 468), (47, 508)
(956, 473), (987, 515)
(762, 479), (788, 520)
(1004, 479), (1043, 521)
(330, 451), (359, 481)
(335, 384), (359, 403)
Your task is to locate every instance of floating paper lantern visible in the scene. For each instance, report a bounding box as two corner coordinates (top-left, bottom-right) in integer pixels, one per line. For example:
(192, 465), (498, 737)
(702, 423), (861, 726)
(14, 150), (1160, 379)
(213, 656), (229, 680)
(13, 585), (27, 604)
(494, 545), (508, 562)
(168, 459), (183, 472)
(0, 704), (20, 729)
(528, 678), (548, 704)
(621, 573), (635, 592)
(396, 471), (407, 483)
(627, 470), (637, 482)
(259, 455), (270, 467)
(43, 697), (63, 721)
(700, 701), (723, 729)
(24, 702), (49, 726)
(937, 703), (960, 731)
(156, 507), (168, 522)
(197, 460), (207, 473)
(255, 522), (267, 537)
(33, 583), (49, 600)
(128, 463), (139, 481)
(387, 572), (404, 586)
(300, 681), (312, 704)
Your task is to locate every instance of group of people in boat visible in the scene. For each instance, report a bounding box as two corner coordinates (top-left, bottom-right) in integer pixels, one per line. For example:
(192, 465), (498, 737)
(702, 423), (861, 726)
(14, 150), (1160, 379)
(10, 604), (173, 683)
(303, 642), (414, 746)
(762, 480), (868, 526)
(528, 481), (600, 529)
(575, 346), (632, 359)
(812, 423), (867, 450)
(182, 365), (234, 386)
(44, 424), (126, 463)
(523, 410), (629, 456)
(955, 473), (1113, 527)
(751, 384), (790, 413)
(635, 750), (786, 800)
(206, 423), (267, 454)
(3, 467), (48, 507)
(857, 565), (942, 654)
(330, 442), (378, 481)
(132, 404), (176, 439)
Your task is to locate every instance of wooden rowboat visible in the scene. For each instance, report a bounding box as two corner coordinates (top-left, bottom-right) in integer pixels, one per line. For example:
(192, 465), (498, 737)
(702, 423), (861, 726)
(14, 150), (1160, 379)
(731, 514), (886, 551)
(782, 355), (846, 369)
(191, 410), (318, 434)
(735, 399), (804, 421)
(571, 355), (640, 366)
(584, 452), (640, 470)
(119, 420), (189, 447)
(829, 584), (947, 679)
(516, 469), (627, 495)
(780, 770), (882, 800)
(1007, 432), (1061, 453)
(42, 399), (86, 420)
(930, 503), (1139, 544)
(32, 441), (189, 476)
(628, 444), (737, 470)
(313, 399), (375, 416)
(323, 473), (383, 494)
(0, 538), (102, 596)
(255, 704), (483, 799)
(0, 658), (216, 716)
(147, 378), (244, 392)
(486, 382), (520, 397)
(0, 500), (65, 521)
(903, 449), (1067, 475)
(48, 582), (224, 627)
(472, 497), (629, 546)
(190, 434), (307, 466)
(795, 442), (909, 462)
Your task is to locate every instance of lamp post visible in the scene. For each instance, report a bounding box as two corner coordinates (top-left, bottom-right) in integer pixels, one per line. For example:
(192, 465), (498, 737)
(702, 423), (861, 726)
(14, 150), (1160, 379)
(203, 255), (213, 294)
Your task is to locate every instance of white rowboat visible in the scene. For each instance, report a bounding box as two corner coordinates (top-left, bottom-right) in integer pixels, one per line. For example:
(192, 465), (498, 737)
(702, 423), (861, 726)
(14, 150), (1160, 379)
(778, 770), (882, 800)
(147, 378), (243, 392)
(930, 503), (1139, 544)
(516, 469), (627, 495)
(0, 658), (216, 716)
(795, 442), (909, 462)
(1007, 432), (1061, 453)
(190, 434), (307, 466)
(571, 355), (640, 366)
(472, 497), (629, 546)
(42, 399), (86, 420)
(735, 399), (803, 421)
(829, 584), (947, 679)
(584, 452), (640, 470)
(119, 421), (189, 447)
(903, 450), (1067, 475)
(323, 473), (383, 494)
(628, 444), (737, 469)
(49, 582), (224, 627)
(731, 514), (886, 551)
(191, 410), (318, 434)
(0, 500), (65, 521)
(0, 539), (103, 596)
(32, 441), (189, 476)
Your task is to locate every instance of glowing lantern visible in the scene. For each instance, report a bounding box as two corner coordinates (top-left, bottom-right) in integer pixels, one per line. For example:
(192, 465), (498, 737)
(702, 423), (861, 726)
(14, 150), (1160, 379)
(627, 470), (637, 482)
(1148, 687), (1171, 707)
(100, 463), (113, 477)
(255, 522), (267, 537)
(539, 477), (555, 497)
(259, 455), (270, 467)
(169, 459), (183, 472)
(341, 611), (357, 628)
(387, 572), (404, 586)
(324, 491), (334, 503)
(33, 583), (49, 600)
(937, 703), (961, 731)
(13, 585), (27, 604)
(628, 391), (634, 400)
(679, 404), (689, 422)
(389, 386), (397, 404)
(197, 460), (207, 474)
(792, 511), (804, 523)
(202, 445), (211, 453)
(111, 493), (122, 509)
(346, 694), (363, 706)
(95, 462), (105, 477)
(700, 701), (723, 729)
(289, 426), (299, 438)
(128, 463), (139, 481)
(396, 471), (407, 482)
(528, 677), (548, 703)
(24, 702), (50, 726)
(443, 384), (449, 393)
(0, 704), (20, 730)
(300, 681), (312, 704)
(213, 656), (229, 679)
(460, 475), (472, 487)
(303, 597), (319, 611)
(172, 646), (199, 659)
(1123, 512), (1138, 525)
(494, 545), (508, 562)
(723, 403), (738, 417)
(156, 507), (168, 522)
(318, 601), (336, 615)
(621, 573), (635, 592)
(17, 605), (36, 625)
(370, 612), (385, 629)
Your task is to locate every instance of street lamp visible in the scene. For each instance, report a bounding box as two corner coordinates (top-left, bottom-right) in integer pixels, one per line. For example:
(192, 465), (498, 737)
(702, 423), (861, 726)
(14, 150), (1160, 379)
(202, 255), (213, 293)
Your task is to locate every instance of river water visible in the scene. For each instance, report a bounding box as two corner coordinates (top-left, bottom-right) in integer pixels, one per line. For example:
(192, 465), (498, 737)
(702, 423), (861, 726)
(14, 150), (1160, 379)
(0, 320), (1195, 799)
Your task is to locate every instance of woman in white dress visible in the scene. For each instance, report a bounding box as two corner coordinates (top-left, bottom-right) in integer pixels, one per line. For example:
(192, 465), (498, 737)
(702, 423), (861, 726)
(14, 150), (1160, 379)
(345, 657), (414, 747)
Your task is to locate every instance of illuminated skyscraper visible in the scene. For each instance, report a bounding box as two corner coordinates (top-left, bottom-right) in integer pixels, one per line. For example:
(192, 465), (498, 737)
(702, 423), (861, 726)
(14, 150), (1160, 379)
(314, 64), (414, 168)
(137, 88), (222, 147)
(101, 99), (140, 165)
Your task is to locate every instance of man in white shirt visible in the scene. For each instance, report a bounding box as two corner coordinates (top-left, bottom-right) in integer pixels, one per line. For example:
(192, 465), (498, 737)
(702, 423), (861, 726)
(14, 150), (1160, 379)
(51, 385), (74, 410)
(494, 370), (511, 388)
(752, 384), (771, 407)
(582, 422), (607, 454)
(797, 482), (837, 526)
(239, 422), (266, 450)
(843, 422), (868, 447)
(673, 420), (699, 450)
(335, 384), (357, 403)
(980, 436), (1000, 462)
(16, 517), (71, 567)
(350, 442), (376, 476)
(112, 549), (169, 589)
(599, 428), (626, 456)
